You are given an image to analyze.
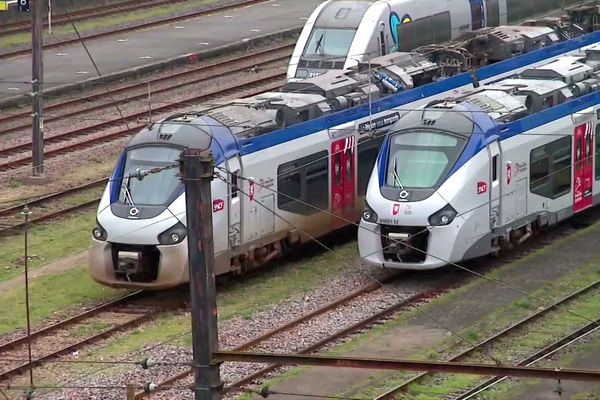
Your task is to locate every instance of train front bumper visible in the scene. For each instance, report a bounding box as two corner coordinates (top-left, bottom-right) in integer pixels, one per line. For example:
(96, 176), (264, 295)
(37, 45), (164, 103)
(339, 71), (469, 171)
(358, 220), (459, 270)
(88, 238), (189, 290)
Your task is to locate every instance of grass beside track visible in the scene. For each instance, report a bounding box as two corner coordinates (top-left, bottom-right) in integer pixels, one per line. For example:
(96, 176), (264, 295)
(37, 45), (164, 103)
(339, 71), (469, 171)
(0, 0), (223, 49)
(0, 265), (127, 335)
(0, 210), (96, 282)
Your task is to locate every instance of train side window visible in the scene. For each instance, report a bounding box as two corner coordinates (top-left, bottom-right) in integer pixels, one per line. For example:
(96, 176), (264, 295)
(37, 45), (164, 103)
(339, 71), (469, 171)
(492, 155), (498, 182)
(357, 135), (386, 195)
(529, 136), (571, 199)
(595, 124), (600, 180)
(277, 151), (329, 215)
(230, 171), (239, 198)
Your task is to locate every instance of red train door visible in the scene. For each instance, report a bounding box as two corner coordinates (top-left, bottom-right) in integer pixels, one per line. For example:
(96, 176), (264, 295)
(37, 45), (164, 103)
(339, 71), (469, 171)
(331, 136), (356, 228)
(573, 122), (594, 213)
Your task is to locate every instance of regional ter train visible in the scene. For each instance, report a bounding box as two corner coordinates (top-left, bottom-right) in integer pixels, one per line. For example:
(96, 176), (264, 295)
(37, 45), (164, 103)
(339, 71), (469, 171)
(287, 0), (585, 80)
(359, 45), (600, 269)
(89, 11), (600, 289)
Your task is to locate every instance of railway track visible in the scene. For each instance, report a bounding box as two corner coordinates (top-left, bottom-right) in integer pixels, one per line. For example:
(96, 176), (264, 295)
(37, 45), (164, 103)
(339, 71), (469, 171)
(373, 279), (600, 400)
(0, 179), (107, 236)
(0, 43), (294, 138)
(132, 274), (440, 399)
(0, 0), (270, 60)
(0, 45), (292, 172)
(0, 290), (185, 383)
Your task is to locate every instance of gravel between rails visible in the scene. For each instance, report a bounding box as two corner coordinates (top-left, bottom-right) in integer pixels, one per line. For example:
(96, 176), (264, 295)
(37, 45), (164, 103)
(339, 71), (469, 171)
(31, 266), (451, 400)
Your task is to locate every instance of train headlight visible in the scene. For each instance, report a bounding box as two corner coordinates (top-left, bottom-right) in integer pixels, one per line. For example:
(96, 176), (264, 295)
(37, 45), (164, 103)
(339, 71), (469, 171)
(428, 204), (458, 227)
(158, 222), (187, 245)
(362, 202), (378, 223)
(92, 220), (107, 241)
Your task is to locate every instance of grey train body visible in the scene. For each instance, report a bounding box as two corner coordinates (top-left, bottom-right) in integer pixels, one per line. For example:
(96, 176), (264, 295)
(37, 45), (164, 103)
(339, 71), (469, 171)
(359, 45), (600, 269)
(89, 20), (600, 289)
(287, 0), (583, 80)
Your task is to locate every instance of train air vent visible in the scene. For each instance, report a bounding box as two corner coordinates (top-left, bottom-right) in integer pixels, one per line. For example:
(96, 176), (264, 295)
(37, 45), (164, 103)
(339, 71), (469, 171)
(422, 119), (436, 126)
(158, 134), (173, 141)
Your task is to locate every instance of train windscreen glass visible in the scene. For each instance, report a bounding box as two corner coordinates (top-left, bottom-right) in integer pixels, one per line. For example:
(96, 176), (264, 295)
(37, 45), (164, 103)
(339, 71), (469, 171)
(386, 132), (466, 189)
(118, 146), (182, 206)
(304, 28), (356, 57)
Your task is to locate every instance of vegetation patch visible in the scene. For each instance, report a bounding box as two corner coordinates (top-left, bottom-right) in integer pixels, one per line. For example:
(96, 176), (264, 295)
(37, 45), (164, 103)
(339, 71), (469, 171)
(0, 210), (96, 281)
(0, 265), (127, 335)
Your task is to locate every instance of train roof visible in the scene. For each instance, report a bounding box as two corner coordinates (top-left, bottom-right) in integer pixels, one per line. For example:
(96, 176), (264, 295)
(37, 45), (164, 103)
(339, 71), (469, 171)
(122, 28), (600, 165)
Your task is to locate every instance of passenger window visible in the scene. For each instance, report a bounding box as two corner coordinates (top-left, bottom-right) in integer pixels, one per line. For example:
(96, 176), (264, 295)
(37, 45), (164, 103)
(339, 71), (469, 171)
(277, 151), (329, 215)
(529, 136), (571, 199)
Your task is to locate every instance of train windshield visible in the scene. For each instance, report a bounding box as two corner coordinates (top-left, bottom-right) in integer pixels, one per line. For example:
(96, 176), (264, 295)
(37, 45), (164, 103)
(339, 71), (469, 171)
(118, 146), (182, 206)
(304, 28), (356, 57)
(386, 131), (466, 189)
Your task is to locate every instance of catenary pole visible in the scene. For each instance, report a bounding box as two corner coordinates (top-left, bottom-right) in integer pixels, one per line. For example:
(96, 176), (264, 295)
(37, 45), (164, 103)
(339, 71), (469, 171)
(31, 0), (45, 176)
(180, 149), (221, 400)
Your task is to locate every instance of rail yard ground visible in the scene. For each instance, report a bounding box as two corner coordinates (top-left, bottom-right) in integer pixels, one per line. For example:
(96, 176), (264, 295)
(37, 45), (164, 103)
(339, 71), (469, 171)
(242, 220), (600, 400)
(2, 2), (600, 398)
(1, 209), (600, 398)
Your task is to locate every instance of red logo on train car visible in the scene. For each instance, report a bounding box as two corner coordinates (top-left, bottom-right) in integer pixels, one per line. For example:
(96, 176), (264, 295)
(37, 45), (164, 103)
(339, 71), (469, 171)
(392, 203), (401, 216)
(212, 199), (225, 212)
(477, 181), (488, 195)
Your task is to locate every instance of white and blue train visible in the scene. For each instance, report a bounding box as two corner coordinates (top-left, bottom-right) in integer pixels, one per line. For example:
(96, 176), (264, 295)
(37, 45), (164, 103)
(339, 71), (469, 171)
(89, 25), (600, 289)
(359, 44), (600, 269)
(287, 0), (584, 80)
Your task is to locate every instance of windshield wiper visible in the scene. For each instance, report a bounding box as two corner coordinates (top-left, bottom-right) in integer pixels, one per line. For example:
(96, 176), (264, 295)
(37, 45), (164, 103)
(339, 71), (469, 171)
(121, 176), (136, 207)
(392, 158), (405, 190)
(314, 34), (324, 55)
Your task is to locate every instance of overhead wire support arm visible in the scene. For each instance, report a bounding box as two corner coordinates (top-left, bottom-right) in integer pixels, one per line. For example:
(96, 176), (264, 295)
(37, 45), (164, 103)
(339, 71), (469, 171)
(213, 351), (600, 383)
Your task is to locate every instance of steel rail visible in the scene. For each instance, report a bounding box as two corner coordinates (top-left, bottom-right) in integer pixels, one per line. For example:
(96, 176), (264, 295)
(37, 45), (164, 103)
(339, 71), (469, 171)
(0, 199), (100, 236)
(452, 316), (600, 398)
(222, 289), (437, 395)
(0, 0), (271, 60)
(0, 291), (143, 352)
(133, 275), (407, 399)
(0, 178), (107, 218)
(0, 75), (285, 171)
(373, 279), (600, 400)
(0, 314), (154, 382)
(0, 44), (294, 136)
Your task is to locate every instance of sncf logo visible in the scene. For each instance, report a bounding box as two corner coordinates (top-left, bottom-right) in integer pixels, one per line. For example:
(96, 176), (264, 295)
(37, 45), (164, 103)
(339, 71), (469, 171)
(212, 199), (225, 212)
(477, 181), (488, 195)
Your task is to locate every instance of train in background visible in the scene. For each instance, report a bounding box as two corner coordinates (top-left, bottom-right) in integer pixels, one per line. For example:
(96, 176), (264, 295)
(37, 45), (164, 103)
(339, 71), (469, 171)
(89, 8), (600, 289)
(359, 43), (600, 270)
(287, 0), (587, 80)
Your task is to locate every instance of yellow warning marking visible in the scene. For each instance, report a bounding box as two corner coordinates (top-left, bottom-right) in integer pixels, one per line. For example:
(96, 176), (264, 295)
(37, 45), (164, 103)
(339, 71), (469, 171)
(0, 2), (8, 11)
